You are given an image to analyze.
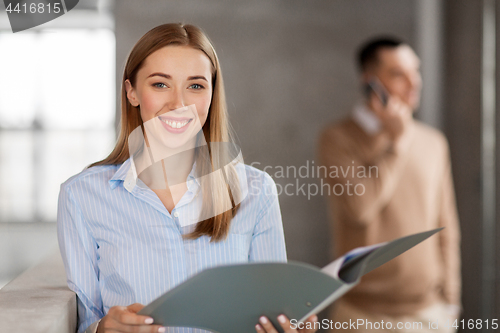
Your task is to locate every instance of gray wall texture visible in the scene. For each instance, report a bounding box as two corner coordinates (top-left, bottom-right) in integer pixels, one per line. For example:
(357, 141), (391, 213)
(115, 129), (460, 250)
(115, 0), (417, 267)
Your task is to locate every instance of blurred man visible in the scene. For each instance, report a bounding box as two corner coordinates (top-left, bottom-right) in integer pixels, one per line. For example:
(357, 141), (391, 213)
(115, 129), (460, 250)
(318, 37), (461, 332)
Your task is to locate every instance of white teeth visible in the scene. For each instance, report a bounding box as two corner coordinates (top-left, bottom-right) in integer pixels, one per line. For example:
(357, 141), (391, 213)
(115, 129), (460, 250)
(162, 119), (190, 129)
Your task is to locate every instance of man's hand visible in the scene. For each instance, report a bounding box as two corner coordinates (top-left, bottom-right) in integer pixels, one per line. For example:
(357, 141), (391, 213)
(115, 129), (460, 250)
(255, 314), (318, 333)
(97, 303), (165, 333)
(369, 93), (413, 143)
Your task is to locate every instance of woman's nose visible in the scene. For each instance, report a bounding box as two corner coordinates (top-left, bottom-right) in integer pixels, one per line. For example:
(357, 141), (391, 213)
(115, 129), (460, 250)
(168, 89), (185, 110)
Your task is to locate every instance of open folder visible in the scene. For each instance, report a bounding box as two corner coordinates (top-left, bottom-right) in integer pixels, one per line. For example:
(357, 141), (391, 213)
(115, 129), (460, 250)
(138, 228), (442, 333)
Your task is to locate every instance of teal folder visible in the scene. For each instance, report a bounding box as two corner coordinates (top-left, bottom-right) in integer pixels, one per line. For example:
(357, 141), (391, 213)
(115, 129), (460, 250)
(139, 228), (442, 333)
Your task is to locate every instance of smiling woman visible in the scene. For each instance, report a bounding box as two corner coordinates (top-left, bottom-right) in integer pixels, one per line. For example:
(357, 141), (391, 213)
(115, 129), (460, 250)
(56, 23), (318, 333)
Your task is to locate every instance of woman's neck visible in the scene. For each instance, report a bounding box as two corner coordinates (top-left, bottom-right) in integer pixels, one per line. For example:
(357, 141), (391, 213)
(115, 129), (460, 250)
(137, 136), (197, 190)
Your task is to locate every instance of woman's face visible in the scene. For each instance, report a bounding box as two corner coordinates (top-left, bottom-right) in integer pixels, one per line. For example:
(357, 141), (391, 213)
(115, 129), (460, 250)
(125, 45), (213, 151)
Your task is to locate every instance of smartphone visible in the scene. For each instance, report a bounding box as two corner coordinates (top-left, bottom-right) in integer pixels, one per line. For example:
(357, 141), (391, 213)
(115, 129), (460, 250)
(364, 77), (389, 107)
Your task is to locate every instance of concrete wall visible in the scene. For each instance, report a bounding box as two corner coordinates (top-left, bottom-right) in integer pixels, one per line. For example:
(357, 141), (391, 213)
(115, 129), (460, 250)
(0, 251), (76, 333)
(115, 0), (417, 267)
(442, 0), (488, 324)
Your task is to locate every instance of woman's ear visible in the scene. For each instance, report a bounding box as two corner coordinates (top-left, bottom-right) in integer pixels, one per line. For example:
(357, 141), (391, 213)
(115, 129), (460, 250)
(124, 79), (140, 107)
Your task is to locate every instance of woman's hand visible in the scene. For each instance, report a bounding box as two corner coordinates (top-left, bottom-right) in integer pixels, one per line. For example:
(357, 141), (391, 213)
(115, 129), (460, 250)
(97, 303), (165, 333)
(255, 314), (318, 333)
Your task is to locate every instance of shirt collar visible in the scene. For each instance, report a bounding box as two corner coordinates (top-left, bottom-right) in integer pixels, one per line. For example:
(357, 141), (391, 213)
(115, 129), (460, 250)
(351, 103), (382, 135)
(185, 161), (200, 191)
(108, 157), (132, 190)
(108, 156), (200, 192)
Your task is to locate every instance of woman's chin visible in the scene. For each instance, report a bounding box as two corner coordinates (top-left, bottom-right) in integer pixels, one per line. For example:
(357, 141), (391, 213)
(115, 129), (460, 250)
(158, 137), (196, 152)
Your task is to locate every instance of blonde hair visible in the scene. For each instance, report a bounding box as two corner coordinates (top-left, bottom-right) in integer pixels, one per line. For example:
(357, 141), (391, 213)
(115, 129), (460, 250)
(90, 23), (240, 241)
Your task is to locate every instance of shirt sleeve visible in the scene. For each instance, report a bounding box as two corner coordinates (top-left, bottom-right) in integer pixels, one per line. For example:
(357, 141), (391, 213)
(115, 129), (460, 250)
(248, 173), (287, 263)
(84, 319), (101, 333)
(57, 183), (104, 333)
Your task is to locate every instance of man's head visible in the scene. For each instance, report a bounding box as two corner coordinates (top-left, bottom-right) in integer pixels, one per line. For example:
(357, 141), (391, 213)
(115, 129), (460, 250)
(358, 37), (422, 111)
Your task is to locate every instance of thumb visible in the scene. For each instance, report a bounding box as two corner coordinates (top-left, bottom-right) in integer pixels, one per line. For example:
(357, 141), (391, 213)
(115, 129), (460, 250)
(303, 315), (318, 333)
(127, 303), (145, 313)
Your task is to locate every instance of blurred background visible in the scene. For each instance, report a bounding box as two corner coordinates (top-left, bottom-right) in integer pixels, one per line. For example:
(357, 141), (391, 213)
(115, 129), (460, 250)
(0, 0), (498, 330)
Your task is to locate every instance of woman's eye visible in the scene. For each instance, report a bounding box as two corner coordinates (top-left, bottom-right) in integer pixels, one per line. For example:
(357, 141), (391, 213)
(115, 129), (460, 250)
(153, 82), (167, 88)
(189, 83), (204, 90)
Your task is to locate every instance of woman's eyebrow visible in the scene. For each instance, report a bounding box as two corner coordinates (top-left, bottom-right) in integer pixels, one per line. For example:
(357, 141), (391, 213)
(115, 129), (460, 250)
(147, 72), (171, 79)
(146, 73), (208, 82)
(187, 75), (208, 82)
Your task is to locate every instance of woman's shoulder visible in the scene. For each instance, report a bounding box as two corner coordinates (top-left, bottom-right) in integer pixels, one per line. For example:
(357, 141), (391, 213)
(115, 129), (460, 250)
(238, 163), (278, 206)
(61, 163), (121, 193)
(241, 163), (276, 187)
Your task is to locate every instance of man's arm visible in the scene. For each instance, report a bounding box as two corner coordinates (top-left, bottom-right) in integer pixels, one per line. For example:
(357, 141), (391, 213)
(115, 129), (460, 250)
(317, 126), (412, 225)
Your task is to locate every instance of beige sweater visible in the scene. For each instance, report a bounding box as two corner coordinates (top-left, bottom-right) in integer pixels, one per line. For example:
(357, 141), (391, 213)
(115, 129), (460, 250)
(318, 117), (461, 316)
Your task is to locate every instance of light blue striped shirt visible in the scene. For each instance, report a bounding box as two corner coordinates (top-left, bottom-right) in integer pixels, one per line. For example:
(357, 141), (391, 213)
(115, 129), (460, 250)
(57, 157), (287, 333)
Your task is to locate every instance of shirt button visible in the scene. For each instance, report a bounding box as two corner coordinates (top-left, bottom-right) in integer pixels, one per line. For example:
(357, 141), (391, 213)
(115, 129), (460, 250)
(173, 212), (179, 218)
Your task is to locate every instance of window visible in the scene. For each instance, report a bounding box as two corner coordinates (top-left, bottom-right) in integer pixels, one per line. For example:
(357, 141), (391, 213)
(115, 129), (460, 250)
(0, 28), (116, 222)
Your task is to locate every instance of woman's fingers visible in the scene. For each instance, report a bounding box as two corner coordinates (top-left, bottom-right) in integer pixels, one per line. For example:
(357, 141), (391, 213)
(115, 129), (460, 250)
(117, 311), (154, 325)
(278, 314), (318, 333)
(300, 315), (319, 333)
(256, 316), (279, 333)
(110, 303), (149, 325)
(255, 314), (319, 333)
(276, 314), (296, 333)
(100, 318), (165, 333)
(127, 303), (146, 313)
(107, 320), (165, 333)
(103, 304), (165, 333)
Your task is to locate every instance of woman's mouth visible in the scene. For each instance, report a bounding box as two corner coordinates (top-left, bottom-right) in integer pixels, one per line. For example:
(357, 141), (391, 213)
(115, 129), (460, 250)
(162, 118), (191, 128)
(159, 117), (193, 133)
